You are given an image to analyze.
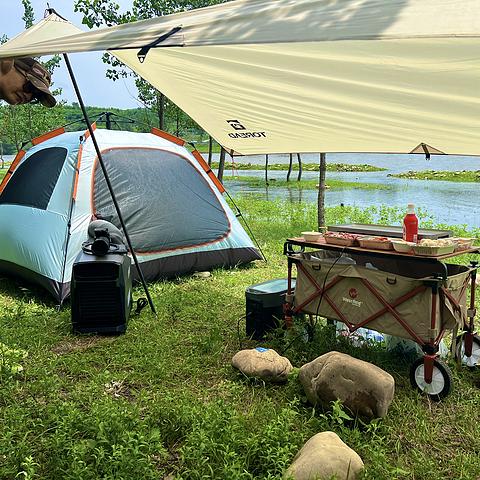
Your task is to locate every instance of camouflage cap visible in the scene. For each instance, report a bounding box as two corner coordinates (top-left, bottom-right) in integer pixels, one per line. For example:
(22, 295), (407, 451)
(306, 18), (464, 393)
(14, 57), (56, 107)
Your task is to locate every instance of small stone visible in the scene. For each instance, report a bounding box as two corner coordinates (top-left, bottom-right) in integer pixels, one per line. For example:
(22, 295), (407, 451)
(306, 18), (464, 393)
(232, 348), (293, 383)
(284, 431), (364, 480)
(193, 271), (211, 278)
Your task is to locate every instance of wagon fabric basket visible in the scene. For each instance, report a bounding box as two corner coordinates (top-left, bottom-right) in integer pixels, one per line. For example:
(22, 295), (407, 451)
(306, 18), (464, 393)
(291, 250), (472, 343)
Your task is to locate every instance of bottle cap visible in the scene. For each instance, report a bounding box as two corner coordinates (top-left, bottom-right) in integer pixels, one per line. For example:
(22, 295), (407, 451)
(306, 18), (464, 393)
(408, 204), (415, 209)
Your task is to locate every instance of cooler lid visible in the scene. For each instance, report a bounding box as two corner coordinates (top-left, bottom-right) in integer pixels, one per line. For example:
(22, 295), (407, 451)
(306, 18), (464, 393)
(245, 277), (296, 295)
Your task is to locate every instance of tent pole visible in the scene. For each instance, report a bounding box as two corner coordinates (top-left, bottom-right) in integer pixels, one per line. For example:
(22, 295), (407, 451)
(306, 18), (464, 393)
(62, 53), (157, 315)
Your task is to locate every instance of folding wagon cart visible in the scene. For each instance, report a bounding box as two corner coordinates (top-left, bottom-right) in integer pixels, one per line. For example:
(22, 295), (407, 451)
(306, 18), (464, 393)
(283, 236), (480, 400)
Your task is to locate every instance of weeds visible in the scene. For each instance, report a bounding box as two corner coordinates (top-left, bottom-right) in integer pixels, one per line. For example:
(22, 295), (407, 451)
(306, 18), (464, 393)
(1, 199), (480, 478)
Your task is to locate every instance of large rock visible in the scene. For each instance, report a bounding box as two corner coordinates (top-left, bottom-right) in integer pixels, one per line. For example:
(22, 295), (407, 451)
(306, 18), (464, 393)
(299, 351), (394, 422)
(232, 347), (293, 383)
(284, 431), (363, 480)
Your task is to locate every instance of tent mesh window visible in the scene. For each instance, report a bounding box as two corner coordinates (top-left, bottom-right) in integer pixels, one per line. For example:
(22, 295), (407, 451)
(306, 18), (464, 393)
(92, 148), (231, 253)
(0, 147), (68, 209)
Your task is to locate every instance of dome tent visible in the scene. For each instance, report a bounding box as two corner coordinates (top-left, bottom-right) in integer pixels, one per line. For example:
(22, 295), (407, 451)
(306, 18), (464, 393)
(0, 126), (262, 303)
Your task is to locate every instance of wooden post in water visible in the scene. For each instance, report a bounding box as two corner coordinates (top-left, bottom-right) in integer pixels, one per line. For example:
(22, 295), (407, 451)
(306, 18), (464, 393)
(217, 146), (226, 183)
(297, 153), (303, 181)
(265, 154), (269, 185)
(286, 153), (293, 181)
(318, 153), (327, 232)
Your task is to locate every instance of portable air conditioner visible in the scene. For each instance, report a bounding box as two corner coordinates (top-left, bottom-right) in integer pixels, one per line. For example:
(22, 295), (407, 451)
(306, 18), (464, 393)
(71, 249), (132, 333)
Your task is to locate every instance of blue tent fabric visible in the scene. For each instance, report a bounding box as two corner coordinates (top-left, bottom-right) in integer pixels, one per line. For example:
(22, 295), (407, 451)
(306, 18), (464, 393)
(0, 129), (261, 301)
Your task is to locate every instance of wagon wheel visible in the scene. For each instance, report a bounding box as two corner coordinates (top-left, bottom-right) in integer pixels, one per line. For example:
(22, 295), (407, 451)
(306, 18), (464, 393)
(409, 357), (454, 401)
(452, 333), (480, 369)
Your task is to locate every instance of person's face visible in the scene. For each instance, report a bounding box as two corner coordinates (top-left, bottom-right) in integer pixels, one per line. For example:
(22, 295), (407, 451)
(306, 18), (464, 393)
(1, 66), (34, 106)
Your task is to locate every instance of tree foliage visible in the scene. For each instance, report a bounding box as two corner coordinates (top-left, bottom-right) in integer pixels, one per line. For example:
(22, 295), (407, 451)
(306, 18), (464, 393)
(74, 0), (231, 133)
(0, 0), (66, 154)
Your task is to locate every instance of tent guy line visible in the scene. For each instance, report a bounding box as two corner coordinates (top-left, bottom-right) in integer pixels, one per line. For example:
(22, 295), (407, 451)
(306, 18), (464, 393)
(62, 50), (156, 314)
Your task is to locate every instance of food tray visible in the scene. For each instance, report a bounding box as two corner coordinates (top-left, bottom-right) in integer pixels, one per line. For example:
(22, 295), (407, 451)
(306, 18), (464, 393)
(324, 235), (358, 247)
(413, 244), (456, 256)
(454, 237), (475, 251)
(357, 236), (394, 250)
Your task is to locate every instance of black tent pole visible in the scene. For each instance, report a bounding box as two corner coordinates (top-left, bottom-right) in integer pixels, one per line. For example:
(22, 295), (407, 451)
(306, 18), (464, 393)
(63, 53), (157, 315)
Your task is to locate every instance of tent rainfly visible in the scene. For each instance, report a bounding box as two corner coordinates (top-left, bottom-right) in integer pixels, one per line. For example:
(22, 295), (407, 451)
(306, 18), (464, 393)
(0, 0), (479, 157)
(0, 127), (262, 302)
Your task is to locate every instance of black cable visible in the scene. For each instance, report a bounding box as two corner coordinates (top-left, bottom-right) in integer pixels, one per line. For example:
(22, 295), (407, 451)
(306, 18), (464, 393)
(314, 245), (348, 320)
(281, 245), (348, 355)
(134, 298), (148, 315)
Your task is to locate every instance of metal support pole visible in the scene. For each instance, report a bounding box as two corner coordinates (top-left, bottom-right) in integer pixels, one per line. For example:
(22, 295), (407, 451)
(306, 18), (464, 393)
(63, 53), (156, 315)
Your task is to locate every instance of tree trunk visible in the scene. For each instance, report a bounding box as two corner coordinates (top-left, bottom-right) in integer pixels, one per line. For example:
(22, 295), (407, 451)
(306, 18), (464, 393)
(265, 154), (269, 185)
(158, 92), (165, 130)
(208, 136), (213, 166)
(297, 153), (303, 181)
(217, 146), (226, 183)
(318, 153), (327, 232)
(286, 153), (293, 181)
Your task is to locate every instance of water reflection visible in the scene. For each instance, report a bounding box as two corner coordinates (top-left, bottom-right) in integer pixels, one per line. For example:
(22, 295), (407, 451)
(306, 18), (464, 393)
(217, 153), (480, 230)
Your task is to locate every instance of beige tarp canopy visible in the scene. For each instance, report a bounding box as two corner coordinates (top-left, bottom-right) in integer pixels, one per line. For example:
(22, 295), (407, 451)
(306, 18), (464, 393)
(1, 0), (479, 156)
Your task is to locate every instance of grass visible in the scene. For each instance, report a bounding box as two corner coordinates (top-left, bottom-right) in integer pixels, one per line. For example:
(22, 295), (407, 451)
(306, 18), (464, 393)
(1, 198), (480, 478)
(226, 176), (398, 191)
(213, 161), (387, 172)
(391, 170), (480, 182)
(186, 142), (223, 154)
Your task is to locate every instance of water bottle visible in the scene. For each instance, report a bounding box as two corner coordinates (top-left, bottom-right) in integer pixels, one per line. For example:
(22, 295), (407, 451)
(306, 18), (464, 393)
(403, 204), (418, 243)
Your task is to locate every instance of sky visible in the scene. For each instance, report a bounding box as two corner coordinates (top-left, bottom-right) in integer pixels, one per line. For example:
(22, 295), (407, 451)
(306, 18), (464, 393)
(1, 0), (142, 109)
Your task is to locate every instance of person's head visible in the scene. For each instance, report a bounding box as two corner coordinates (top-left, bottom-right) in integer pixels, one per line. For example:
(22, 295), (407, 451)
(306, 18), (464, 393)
(0, 57), (56, 107)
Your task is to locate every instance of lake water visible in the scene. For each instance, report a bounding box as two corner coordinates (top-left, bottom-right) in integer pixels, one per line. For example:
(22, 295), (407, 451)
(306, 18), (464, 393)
(203, 152), (480, 231)
(3, 151), (480, 230)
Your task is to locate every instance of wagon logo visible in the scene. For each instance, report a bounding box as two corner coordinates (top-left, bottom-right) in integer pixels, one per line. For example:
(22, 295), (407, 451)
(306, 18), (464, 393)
(343, 288), (363, 307)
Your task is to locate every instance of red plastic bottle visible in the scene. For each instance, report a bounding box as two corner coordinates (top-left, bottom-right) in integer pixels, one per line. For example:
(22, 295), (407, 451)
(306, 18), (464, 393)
(403, 204), (418, 243)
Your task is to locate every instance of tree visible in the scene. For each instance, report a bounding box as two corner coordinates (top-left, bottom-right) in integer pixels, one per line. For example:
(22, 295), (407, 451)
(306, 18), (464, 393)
(318, 153), (327, 231)
(0, 0), (66, 153)
(74, 0), (231, 134)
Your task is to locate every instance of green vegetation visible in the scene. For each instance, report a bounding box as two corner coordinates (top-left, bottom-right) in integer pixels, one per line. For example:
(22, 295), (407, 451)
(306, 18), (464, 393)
(188, 141), (223, 154)
(215, 161), (387, 172)
(1, 200), (480, 479)
(226, 176), (397, 191)
(0, 104), (220, 155)
(392, 169), (480, 182)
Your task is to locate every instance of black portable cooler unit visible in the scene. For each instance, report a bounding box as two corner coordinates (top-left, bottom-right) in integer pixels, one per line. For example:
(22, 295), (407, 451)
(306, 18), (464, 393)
(245, 277), (301, 340)
(71, 249), (132, 333)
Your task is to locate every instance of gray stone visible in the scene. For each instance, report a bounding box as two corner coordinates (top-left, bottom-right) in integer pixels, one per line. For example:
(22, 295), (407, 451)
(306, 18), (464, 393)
(284, 431), (363, 480)
(232, 348), (293, 383)
(298, 351), (394, 422)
